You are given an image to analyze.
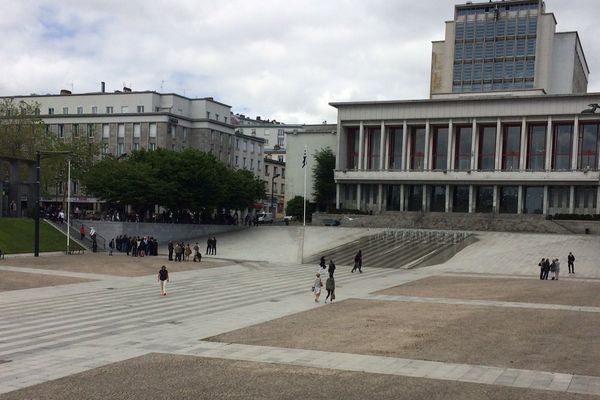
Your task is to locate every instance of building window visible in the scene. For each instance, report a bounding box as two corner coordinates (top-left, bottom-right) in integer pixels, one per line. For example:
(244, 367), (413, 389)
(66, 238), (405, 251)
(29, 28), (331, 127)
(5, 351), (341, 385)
(72, 124), (79, 137)
(410, 127), (426, 170)
(499, 186), (518, 214)
(149, 123), (157, 138)
(432, 127), (448, 170)
(478, 126), (496, 171)
(250, 159), (254, 169)
(243, 157), (247, 168)
(346, 128), (359, 169)
(265, 165), (270, 176)
(58, 124), (64, 138)
(102, 124), (110, 139)
(169, 124), (176, 138)
(182, 127), (188, 142)
(404, 185), (423, 211)
(502, 125), (521, 170)
(137, 105), (144, 113)
(121, 106), (129, 113)
(475, 186), (494, 213)
(386, 185), (401, 211)
(574, 186), (598, 212)
(454, 126), (472, 170)
(133, 123), (141, 138)
(235, 156), (239, 166)
(552, 124), (573, 170)
(251, 128), (256, 136)
(206, 111), (210, 119)
(578, 123), (599, 170)
(77, 106), (83, 114)
(278, 155), (284, 162)
(215, 114), (219, 121)
(429, 185), (446, 212)
(527, 125), (546, 171)
(523, 186), (544, 214)
(118, 124), (125, 138)
(452, 185), (469, 213)
(251, 142), (255, 153)
(48, 107), (54, 115)
(91, 106), (98, 114)
(274, 166), (278, 176)
(117, 142), (125, 156)
(149, 143), (156, 151)
(257, 160), (261, 171)
(548, 186), (570, 214)
(277, 137), (285, 147)
(106, 106), (113, 114)
(87, 124), (95, 138)
(62, 107), (68, 115)
(388, 127), (403, 169)
(366, 128), (381, 170)
(243, 141), (248, 151)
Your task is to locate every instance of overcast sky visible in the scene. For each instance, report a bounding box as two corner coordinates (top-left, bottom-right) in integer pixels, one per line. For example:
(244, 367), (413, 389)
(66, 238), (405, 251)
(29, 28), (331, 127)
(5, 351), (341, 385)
(1, 0), (599, 124)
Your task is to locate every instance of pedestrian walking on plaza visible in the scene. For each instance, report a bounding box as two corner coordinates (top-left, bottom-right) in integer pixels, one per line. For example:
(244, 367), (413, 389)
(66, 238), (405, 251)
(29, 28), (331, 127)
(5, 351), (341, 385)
(158, 266), (169, 296)
(568, 252), (575, 274)
(550, 259), (557, 280)
(312, 273), (323, 302)
(328, 259), (336, 278)
(211, 237), (217, 255)
(79, 224), (85, 240)
(554, 258), (560, 280)
(318, 256), (327, 276)
(193, 242), (202, 262)
(352, 250), (363, 273)
(538, 258), (545, 280)
(168, 241), (174, 261)
(324, 276), (335, 304)
(206, 236), (212, 255)
(108, 238), (114, 256)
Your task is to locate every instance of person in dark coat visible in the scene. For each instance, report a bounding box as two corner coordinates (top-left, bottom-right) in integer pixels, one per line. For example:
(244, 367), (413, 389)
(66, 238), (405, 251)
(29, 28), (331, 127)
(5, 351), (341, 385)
(158, 266), (169, 296)
(542, 258), (550, 280)
(211, 237), (217, 255)
(328, 259), (336, 278)
(538, 258), (546, 280)
(206, 237), (212, 255)
(568, 252), (575, 274)
(324, 276), (335, 304)
(352, 250), (363, 273)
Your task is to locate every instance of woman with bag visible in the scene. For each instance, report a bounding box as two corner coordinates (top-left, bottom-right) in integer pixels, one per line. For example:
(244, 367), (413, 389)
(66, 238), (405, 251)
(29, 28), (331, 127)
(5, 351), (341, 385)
(312, 273), (323, 303)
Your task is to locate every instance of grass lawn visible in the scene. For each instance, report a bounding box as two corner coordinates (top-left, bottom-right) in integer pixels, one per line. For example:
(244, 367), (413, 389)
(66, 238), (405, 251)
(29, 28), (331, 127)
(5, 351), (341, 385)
(0, 218), (82, 254)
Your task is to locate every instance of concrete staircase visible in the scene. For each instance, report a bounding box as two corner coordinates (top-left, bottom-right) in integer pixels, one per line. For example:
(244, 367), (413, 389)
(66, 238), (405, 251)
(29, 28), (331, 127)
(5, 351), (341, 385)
(44, 219), (106, 252)
(305, 229), (473, 269)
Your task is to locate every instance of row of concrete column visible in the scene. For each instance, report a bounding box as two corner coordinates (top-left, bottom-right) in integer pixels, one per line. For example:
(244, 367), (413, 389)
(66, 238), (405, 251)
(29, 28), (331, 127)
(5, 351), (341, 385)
(336, 116), (592, 171)
(336, 183), (600, 215)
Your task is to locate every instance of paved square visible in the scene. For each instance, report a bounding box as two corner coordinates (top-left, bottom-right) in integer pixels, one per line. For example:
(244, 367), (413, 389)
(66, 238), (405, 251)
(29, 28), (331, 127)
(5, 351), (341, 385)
(0, 270), (92, 292)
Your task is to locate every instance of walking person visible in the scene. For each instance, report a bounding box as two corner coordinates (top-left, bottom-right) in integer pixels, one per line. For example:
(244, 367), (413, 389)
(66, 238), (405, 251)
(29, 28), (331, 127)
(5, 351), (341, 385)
(108, 238), (114, 256)
(554, 258), (561, 280)
(206, 236), (212, 255)
(79, 225), (85, 240)
(168, 241), (174, 261)
(352, 250), (363, 273)
(158, 266), (169, 296)
(328, 259), (336, 278)
(175, 243), (182, 262)
(184, 244), (192, 261)
(568, 252), (575, 274)
(211, 237), (217, 255)
(312, 273), (323, 303)
(550, 259), (557, 280)
(538, 258), (545, 280)
(318, 256), (327, 276)
(324, 275), (335, 304)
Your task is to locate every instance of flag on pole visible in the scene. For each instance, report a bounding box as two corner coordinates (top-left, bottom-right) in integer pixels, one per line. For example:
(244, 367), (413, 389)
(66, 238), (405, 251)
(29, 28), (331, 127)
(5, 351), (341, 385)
(302, 149), (307, 168)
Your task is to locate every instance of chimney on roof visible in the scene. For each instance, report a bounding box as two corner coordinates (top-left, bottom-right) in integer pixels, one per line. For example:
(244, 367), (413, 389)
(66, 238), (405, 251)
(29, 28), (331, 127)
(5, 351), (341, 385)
(101, 82), (106, 93)
(256, 116), (261, 121)
(60, 89), (72, 95)
(123, 86), (132, 92)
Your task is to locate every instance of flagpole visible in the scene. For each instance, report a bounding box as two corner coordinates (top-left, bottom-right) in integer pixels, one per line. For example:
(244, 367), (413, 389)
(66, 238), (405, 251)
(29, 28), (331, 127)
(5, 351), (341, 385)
(301, 145), (308, 264)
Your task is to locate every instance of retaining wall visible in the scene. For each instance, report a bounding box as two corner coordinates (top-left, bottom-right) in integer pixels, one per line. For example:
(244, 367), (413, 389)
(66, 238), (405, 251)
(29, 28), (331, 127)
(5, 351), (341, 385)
(74, 220), (242, 243)
(312, 212), (599, 235)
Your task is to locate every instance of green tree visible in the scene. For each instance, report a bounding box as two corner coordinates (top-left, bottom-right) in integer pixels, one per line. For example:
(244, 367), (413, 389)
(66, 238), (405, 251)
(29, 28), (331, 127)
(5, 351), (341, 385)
(285, 195), (307, 222)
(0, 99), (50, 160)
(312, 147), (336, 212)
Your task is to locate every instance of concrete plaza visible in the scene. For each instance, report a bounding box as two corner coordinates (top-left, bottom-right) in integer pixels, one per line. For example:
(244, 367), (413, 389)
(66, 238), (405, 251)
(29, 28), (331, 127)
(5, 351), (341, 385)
(0, 227), (599, 398)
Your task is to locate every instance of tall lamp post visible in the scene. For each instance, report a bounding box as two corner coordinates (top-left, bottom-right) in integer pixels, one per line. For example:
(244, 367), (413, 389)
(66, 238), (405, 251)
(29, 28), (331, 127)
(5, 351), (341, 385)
(35, 151), (72, 257)
(271, 173), (280, 216)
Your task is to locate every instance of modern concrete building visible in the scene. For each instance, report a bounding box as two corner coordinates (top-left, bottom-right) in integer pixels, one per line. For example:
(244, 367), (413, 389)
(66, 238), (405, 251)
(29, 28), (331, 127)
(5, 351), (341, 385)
(285, 124), (337, 208)
(431, 0), (589, 97)
(1, 86), (264, 210)
(330, 0), (600, 218)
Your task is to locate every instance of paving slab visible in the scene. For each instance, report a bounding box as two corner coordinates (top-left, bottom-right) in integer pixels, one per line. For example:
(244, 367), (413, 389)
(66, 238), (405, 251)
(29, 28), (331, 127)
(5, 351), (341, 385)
(0, 270), (93, 292)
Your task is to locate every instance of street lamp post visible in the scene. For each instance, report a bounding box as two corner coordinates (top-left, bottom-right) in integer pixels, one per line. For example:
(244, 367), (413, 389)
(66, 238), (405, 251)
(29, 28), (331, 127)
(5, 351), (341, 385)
(271, 173), (280, 216)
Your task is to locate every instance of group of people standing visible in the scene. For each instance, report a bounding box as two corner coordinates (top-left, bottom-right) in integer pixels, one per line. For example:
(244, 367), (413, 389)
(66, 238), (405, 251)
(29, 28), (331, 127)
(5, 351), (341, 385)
(538, 252), (576, 280)
(206, 237), (217, 255)
(109, 235), (159, 257)
(168, 241), (203, 262)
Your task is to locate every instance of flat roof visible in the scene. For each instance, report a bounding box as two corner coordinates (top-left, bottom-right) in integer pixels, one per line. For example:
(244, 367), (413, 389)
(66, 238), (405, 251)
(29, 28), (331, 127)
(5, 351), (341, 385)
(330, 92), (600, 108)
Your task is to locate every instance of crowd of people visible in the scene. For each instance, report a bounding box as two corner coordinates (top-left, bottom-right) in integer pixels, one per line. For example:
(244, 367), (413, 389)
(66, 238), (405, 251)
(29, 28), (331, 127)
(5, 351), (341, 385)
(167, 241), (204, 262)
(538, 252), (576, 280)
(110, 235), (159, 257)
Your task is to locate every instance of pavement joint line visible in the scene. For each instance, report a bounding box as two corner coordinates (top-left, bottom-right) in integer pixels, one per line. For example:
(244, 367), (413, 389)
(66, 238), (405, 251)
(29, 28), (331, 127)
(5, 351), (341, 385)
(356, 294), (600, 313)
(174, 341), (600, 396)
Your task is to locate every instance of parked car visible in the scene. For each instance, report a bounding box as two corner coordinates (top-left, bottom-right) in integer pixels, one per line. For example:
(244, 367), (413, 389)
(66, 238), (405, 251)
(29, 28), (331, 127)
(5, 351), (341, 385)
(257, 212), (274, 224)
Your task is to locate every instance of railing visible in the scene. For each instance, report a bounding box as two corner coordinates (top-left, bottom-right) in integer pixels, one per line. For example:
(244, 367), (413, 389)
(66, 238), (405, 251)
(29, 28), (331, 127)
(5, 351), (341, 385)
(335, 168), (600, 173)
(371, 228), (472, 244)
